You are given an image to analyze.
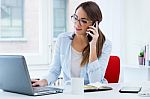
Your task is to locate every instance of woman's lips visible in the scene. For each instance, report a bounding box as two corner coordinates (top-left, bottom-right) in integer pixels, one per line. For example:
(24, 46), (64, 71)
(76, 28), (82, 31)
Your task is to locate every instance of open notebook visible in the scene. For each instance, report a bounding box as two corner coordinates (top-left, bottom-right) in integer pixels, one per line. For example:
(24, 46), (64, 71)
(84, 82), (112, 92)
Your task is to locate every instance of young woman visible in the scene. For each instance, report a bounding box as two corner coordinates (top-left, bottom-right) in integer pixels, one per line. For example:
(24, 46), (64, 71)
(32, 1), (112, 87)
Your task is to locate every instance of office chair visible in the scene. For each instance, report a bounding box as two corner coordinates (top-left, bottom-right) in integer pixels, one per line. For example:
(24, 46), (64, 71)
(104, 56), (120, 83)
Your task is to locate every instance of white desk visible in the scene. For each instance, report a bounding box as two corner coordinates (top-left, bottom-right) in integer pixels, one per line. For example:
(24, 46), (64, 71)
(0, 82), (150, 99)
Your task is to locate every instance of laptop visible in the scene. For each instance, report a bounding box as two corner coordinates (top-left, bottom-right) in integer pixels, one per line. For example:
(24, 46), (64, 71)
(0, 55), (63, 96)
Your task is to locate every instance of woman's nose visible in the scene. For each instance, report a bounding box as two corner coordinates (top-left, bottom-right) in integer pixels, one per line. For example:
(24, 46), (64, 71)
(75, 20), (81, 27)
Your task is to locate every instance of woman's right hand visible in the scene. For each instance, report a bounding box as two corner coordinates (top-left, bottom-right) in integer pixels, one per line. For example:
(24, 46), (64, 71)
(32, 79), (48, 87)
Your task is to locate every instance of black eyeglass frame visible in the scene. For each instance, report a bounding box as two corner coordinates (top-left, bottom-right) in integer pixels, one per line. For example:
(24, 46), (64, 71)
(71, 14), (92, 26)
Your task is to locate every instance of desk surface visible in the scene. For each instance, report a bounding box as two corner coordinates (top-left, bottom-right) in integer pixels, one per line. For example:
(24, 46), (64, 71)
(0, 82), (150, 99)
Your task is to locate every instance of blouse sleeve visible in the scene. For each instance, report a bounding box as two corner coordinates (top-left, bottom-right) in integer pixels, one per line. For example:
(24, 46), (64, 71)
(41, 35), (62, 85)
(87, 39), (112, 83)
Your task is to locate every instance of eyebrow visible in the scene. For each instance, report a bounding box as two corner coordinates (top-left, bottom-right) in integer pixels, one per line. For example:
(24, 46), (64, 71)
(75, 14), (89, 20)
(80, 18), (88, 20)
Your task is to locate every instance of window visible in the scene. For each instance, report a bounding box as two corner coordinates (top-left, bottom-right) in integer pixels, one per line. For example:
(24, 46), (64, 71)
(0, 0), (24, 39)
(0, 0), (50, 65)
(53, 0), (67, 38)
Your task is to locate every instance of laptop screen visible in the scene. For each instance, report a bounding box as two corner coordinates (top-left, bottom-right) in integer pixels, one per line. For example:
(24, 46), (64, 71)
(0, 55), (34, 95)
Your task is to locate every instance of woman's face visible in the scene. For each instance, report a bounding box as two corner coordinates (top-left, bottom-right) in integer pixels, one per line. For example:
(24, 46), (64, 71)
(73, 7), (92, 36)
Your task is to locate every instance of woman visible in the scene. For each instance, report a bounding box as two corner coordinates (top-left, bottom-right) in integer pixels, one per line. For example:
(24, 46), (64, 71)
(32, 1), (112, 87)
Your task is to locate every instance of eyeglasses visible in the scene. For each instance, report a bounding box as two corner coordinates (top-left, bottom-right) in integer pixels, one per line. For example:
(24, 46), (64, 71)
(71, 14), (92, 26)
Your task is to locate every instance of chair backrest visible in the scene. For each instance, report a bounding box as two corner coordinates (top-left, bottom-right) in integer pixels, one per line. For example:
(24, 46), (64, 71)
(104, 56), (120, 83)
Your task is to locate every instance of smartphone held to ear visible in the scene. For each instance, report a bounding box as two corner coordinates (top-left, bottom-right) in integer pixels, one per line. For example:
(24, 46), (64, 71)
(87, 22), (96, 42)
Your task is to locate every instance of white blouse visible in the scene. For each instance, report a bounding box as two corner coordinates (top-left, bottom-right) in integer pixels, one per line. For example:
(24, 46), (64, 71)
(71, 47), (82, 77)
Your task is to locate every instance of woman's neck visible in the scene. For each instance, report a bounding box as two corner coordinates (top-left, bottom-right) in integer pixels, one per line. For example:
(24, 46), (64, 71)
(75, 34), (87, 42)
(71, 34), (89, 52)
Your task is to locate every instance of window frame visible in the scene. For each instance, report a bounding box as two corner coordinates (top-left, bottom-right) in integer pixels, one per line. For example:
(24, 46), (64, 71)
(0, 0), (52, 66)
(53, 0), (67, 39)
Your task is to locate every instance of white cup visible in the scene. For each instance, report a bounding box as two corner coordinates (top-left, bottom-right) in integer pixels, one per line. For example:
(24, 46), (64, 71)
(71, 78), (84, 94)
(63, 77), (84, 95)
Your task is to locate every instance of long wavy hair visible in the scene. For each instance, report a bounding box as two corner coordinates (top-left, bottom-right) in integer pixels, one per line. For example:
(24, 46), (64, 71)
(74, 1), (106, 66)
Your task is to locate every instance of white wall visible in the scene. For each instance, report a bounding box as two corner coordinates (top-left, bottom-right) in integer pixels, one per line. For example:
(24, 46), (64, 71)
(122, 0), (150, 65)
(97, 0), (122, 57)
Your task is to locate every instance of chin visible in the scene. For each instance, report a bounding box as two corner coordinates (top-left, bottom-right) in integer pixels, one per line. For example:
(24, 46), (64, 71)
(75, 31), (85, 35)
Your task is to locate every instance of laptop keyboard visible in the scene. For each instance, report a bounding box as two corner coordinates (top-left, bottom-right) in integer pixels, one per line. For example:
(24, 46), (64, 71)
(33, 86), (63, 93)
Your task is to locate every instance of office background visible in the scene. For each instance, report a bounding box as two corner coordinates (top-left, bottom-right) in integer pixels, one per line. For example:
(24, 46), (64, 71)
(0, 0), (150, 80)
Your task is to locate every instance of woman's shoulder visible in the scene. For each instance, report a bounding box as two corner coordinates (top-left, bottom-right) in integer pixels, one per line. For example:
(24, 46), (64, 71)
(102, 38), (112, 51)
(55, 32), (74, 47)
(104, 38), (112, 47)
(57, 32), (74, 39)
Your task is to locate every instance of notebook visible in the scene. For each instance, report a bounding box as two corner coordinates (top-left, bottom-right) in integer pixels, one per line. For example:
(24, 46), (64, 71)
(0, 55), (63, 96)
(84, 82), (112, 92)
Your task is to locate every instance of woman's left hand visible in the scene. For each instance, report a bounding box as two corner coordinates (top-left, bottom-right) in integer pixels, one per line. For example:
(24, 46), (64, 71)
(86, 21), (99, 46)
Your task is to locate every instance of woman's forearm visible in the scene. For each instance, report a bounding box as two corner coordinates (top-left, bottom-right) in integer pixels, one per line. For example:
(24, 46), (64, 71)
(89, 44), (97, 63)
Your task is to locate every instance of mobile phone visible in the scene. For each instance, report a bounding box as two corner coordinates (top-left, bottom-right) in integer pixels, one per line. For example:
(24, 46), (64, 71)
(119, 86), (141, 93)
(87, 22), (96, 42)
